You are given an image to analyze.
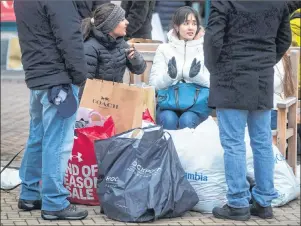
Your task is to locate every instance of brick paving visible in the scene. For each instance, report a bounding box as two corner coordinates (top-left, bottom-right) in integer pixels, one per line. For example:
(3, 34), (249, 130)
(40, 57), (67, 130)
(1, 76), (300, 225)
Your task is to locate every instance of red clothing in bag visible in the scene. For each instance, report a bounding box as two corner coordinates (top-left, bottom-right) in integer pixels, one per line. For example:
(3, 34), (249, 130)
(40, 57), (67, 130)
(64, 116), (115, 205)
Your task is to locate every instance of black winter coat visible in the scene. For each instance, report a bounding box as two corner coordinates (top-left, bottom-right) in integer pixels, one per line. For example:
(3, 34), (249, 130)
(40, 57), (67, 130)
(75, 1), (110, 20)
(84, 29), (146, 82)
(121, 0), (156, 40)
(286, 1), (301, 14)
(14, 0), (87, 90)
(204, 1), (292, 111)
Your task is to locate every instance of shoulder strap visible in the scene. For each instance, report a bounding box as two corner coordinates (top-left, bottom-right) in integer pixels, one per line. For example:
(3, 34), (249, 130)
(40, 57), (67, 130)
(291, 12), (301, 20)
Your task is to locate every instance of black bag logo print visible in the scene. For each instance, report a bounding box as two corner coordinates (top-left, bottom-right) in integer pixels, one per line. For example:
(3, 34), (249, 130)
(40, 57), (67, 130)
(93, 96), (119, 109)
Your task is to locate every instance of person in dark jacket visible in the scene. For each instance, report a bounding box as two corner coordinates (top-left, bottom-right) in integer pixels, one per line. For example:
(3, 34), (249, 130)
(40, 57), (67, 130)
(14, 0), (88, 221)
(155, 1), (191, 32)
(79, 3), (146, 99)
(121, 0), (156, 40)
(286, 1), (301, 14)
(75, 0), (110, 20)
(204, 1), (291, 221)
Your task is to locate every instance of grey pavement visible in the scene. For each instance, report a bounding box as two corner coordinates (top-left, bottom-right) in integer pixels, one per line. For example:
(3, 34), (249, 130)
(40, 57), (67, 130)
(1, 70), (300, 225)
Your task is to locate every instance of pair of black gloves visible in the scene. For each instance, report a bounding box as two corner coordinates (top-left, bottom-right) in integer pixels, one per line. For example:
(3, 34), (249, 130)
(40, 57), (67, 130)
(168, 57), (201, 79)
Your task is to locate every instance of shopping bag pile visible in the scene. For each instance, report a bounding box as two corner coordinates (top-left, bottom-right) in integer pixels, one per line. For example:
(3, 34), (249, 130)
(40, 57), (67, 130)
(65, 78), (157, 207)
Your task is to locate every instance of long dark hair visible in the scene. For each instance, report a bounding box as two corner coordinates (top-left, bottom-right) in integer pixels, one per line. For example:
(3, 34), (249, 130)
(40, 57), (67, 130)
(282, 54), (295, 98)
(171, 6), (201, 38)
(82, 3), (115, 41)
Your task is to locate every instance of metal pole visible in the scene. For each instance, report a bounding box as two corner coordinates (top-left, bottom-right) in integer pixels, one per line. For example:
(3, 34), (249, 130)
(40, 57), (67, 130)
(205, 0), (211, 27)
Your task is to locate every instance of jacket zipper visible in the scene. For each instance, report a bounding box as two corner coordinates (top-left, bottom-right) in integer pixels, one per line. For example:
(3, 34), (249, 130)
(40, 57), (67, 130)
(182, 42), (187, 81)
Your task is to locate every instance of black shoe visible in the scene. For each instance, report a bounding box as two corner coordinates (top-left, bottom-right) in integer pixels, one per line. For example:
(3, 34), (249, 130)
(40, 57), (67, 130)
(213, 204), (251, 221)
(250, 200), (273, 219)
(18, 199), (41, 211)
(41, 205), (88, 220)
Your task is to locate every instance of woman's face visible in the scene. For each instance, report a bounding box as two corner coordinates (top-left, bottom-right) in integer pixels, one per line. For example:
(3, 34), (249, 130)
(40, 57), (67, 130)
(110, 19), (129, 38)
(176, 13), (198, 41)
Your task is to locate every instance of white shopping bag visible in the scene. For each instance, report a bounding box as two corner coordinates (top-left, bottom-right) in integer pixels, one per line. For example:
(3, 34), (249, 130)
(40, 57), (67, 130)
(167, 117), (227, 213)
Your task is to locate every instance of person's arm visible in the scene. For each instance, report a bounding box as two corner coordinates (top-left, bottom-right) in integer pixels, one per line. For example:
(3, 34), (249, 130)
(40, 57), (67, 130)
(122, 1), (151, 38)
(275, 4), (292, 63)
(79, 43), (99, 101)
(274, 59), (285, 92)
(46, 1), (87, 85)
(149, 46), (176, 90)
(124, 42), (146, 75)
(203, 1), (227, 73)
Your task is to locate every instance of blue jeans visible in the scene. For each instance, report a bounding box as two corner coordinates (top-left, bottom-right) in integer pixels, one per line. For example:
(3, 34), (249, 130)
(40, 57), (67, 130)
(19, 85), (79, 211)
(216, 109), (278, 208)
(157, 110), (205, 130)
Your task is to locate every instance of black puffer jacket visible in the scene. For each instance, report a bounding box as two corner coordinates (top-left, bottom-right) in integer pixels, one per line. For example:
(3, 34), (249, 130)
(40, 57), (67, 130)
(84, 29), (146, 82)
(121, 0), (156, 40)
(14, 0), (87, 90)
(204, 1), (291, 111)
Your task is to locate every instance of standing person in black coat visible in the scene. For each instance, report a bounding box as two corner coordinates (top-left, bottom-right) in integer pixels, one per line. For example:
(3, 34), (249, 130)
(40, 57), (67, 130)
(286, 1), (301, 14)
(204, 1), (291, 221)
(121, 0), (156, 40)
(75, 0), (110, 19)
(14, 0), (88, 221)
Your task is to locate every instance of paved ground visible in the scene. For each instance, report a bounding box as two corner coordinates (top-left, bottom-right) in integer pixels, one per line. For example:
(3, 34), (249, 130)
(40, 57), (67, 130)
(1, 72), (300, 225)
(1, 190), (300, 226)
(1, 74), (28, 168)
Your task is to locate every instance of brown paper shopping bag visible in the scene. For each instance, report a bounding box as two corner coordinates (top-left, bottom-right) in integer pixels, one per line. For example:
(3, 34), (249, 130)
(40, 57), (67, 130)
(80, 79), (146, 134)
(142, 86), (156, 120)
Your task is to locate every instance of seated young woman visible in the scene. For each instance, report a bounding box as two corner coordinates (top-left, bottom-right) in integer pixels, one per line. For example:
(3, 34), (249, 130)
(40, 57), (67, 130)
(149, 6), (210, 130)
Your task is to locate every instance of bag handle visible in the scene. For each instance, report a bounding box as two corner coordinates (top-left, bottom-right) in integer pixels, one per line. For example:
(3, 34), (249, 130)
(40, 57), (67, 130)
(174, 85), (200, 111)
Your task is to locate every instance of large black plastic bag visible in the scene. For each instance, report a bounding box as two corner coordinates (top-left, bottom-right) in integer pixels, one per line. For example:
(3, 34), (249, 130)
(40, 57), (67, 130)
(94, 126), (199, 222)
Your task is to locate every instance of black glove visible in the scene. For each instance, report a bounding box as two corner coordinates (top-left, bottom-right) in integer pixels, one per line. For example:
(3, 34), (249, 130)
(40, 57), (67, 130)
(189, 58), (201, 78)
(168, 56), (177, 79)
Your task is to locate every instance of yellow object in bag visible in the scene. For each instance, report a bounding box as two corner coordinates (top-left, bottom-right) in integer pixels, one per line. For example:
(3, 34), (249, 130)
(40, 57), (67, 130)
(290, 9), (300, 91)
(290, 9), (300, 47)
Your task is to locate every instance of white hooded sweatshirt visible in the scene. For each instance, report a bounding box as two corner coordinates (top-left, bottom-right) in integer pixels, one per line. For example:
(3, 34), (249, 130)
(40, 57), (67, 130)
(149, 30), (210, 90)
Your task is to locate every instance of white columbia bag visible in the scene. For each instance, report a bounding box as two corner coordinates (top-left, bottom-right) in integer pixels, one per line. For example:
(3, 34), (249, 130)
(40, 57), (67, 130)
(167, 117), (227, 213)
